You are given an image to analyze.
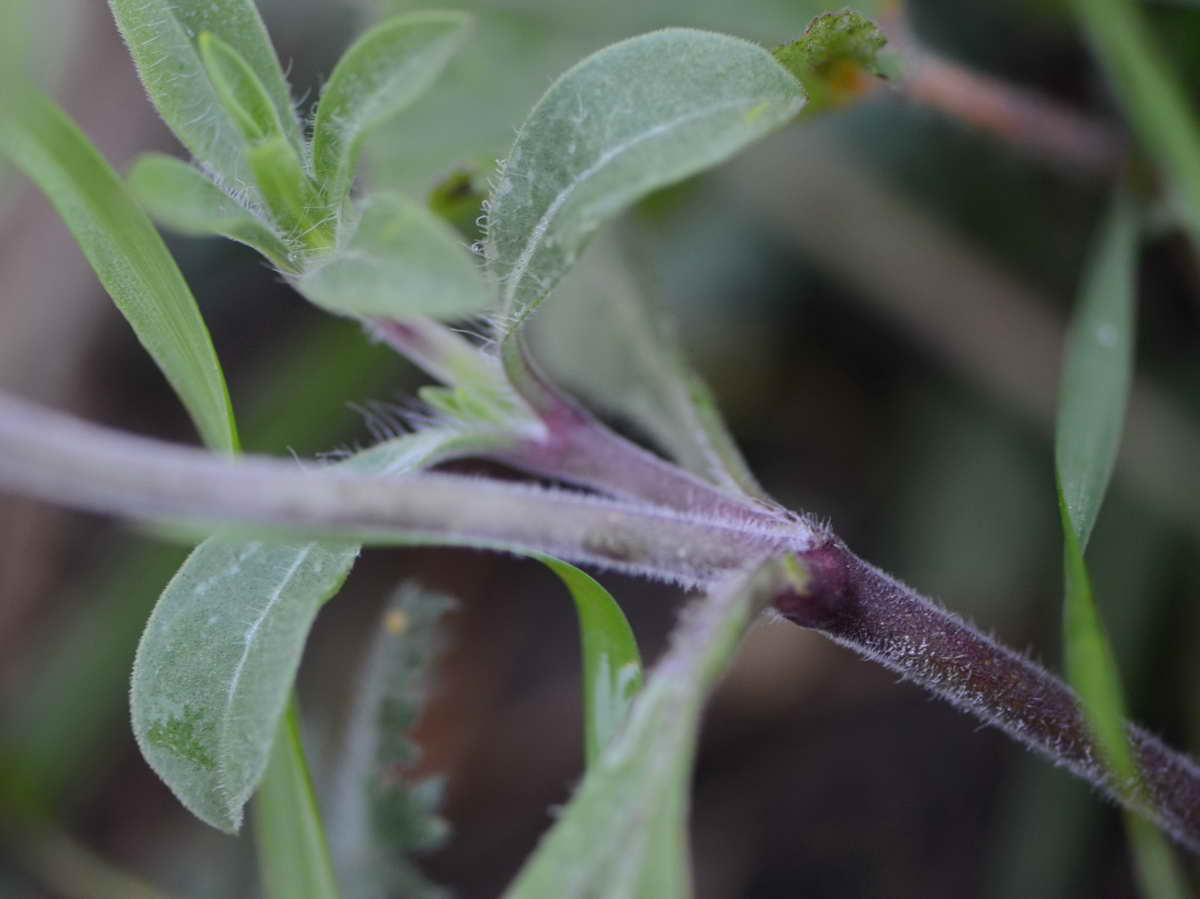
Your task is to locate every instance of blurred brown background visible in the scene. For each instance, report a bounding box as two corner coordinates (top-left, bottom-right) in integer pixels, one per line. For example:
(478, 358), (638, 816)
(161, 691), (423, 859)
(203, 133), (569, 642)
(2, 0), (1200, 896)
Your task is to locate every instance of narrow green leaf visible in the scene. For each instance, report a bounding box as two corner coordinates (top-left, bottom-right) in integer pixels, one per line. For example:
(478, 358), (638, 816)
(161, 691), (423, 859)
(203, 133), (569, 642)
(108, 0), (300, 191)
(1070, 0), (1200, 252)
(0, 92), (238, 453)
(128, 153), (294, 269)
(485, 29), (805, 334)
(1056, 191), (1190, 898)
(297, 192), (490, 320)
(131, 428), (499, 833)
(1056, 189), (1137, 547)
(248, 136), (335, 251)
(312, 11), (472, 207)
(198, 31), (288, 145)
(254, 699), (342, 899)
(504, 566), (765, 899)
(537, 556), (643, 766)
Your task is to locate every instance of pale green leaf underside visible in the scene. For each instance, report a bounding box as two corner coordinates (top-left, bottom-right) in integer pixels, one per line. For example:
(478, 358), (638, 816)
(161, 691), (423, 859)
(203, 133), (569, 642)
(108, 0), (300, 193)
(504, 568), (757, 899)
(485, 28), (805, 333)
(298, 192), (490, 320)
(537, 555), (642, 766)
(132, 428), (494, 832)
(1055, 189), (1137, 549)
(0, 93), (238, 453)
(128, 153), (292, 268)
(312, 10), (472, 206)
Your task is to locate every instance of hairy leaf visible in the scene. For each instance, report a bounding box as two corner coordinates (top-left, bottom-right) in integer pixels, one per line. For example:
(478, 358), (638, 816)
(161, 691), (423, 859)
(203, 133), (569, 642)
(248, 136), (335, 251)
(1056, 191), (1190, 897)
(107, 0), (300, 192)
(537, 556), (642, 765)
(128, 153), (293, 268)
(772, 10), (889, 111)
(197, 30), (289, 144)
(0, 92), (238, 452)
(298, 192), (489, 320)
(132, 429), (491, 833)
(485, 28), (805, 334)
(328, 585), (454, 899)
(503, 567), (761, 899)
(312, 11), (472, 207)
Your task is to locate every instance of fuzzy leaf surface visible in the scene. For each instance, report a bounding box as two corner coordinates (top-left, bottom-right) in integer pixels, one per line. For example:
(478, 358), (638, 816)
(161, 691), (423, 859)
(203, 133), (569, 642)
(538, 556), (642, 765)
(128, 153), (292, 268)
(312, 11), (472, 207)
(197, 30), (289, 144)
(132, 428), (490, 833)
(108, 0), (300, 192)
(485, 28), (804, 333)
(0, 93), (238, 452)
(298, 192), (489, 320)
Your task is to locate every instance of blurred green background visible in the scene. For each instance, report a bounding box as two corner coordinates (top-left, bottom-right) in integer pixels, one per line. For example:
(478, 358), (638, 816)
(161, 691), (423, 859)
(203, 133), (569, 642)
(1, 0), (1199, 896)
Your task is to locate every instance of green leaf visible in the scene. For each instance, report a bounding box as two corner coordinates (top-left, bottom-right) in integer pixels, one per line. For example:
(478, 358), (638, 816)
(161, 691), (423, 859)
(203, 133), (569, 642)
(128, 153), (294, 269)
(1056, 189), (1137, 548)
(254, 699), (342, 899)
(0, 92), (238, 453)
(108, 0), (300, 193)
(1055, 191), (1190, 899)
(297, 192), (490, 320)
(1069, 0), (1200, 253)
(131, 428), (495, 833)
(536, 556), (642, 765)
(198, 30), (289, 145)
(248, 136), (336, 252)
(327, 586), (454, 899)
(485, 28), (805, 334)
(312, 11), (472, 207)
(504, 566), (763, 899)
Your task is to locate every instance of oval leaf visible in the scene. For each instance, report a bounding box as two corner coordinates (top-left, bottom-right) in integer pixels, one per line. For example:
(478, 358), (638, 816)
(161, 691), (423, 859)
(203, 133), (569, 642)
(312, 11), (473, 207)
(132, 428), (506, 832)
(128, 153), (293, 268)
(485, 29), (805, 333)
(537, 556), (642, 765)
(298, 192), (490, 320)
(108, 0), (301, 192)
(0, 93), (238, 452)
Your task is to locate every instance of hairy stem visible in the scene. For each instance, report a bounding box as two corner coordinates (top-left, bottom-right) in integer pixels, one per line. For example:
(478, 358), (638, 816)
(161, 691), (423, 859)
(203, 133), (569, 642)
(0, 392), (806, 587)
(780, 539), (1200, 853)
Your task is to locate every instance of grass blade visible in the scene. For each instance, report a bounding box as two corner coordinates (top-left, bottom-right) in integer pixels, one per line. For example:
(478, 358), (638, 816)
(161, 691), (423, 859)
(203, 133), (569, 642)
(128, 153), (293, 269)
(312, 11), (472, 207)
(536, 556), (643, 766)
(254, 698), (341, 899)
(485, 29), (805, 335)
(0, 92), (238, 453)
(108, 0), (300, 192)
(1056, 189), (1190, 898)
(1070, 0), (1200, 251)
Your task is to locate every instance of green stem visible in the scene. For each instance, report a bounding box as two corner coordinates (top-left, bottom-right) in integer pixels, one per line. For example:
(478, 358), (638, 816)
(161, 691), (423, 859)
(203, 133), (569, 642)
(253, 695), (341, 899)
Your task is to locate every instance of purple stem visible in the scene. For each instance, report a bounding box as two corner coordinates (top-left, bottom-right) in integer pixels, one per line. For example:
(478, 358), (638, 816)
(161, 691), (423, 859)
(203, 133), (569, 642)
(781, 539), (1200, 853)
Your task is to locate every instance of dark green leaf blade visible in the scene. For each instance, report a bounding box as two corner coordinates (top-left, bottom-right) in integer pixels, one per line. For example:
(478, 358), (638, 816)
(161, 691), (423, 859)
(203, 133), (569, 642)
(537, 556), (643, 765)
(0, 92), (238, 452)
(312, 11), (472, 207)
(485, 28), (805, 335)
(128, 153), (293, 268)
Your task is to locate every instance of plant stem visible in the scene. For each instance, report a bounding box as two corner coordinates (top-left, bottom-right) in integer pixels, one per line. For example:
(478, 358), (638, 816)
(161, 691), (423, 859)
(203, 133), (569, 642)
(780, 539), (1200, 852)
(254, 696), (341, 899)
